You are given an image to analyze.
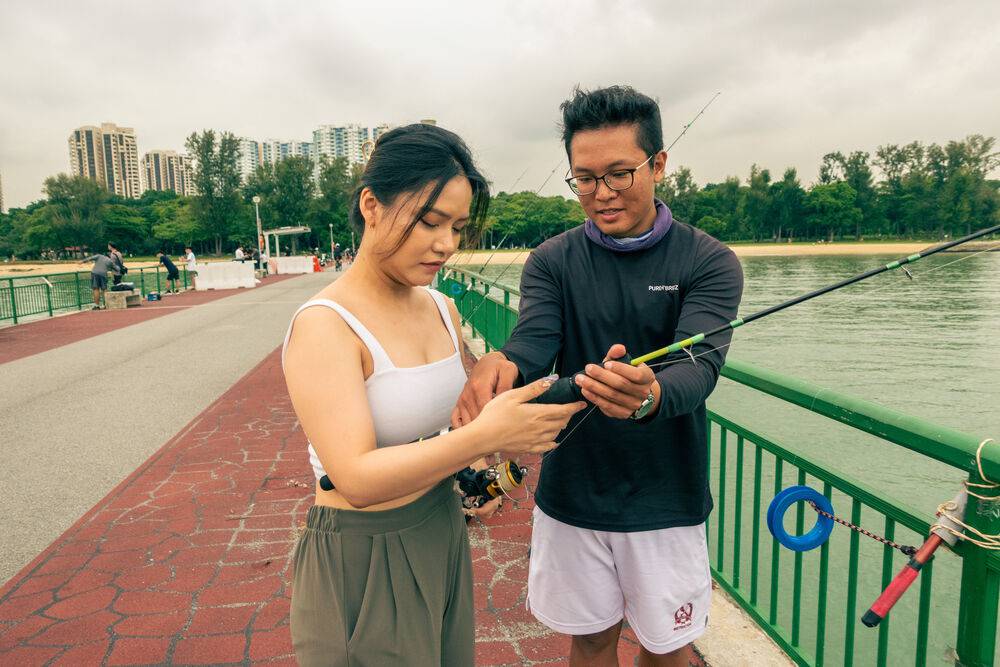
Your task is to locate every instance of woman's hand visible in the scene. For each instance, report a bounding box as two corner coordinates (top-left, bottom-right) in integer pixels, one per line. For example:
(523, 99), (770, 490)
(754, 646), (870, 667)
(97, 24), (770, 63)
(470, 377), (586, 456)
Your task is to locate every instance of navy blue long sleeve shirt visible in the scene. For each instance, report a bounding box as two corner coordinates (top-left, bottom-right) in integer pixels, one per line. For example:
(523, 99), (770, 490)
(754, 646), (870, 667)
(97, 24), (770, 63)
(501, 220), (744, 531)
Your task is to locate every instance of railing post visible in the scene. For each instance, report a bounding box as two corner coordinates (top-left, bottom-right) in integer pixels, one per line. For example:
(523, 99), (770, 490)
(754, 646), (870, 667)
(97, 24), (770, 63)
(484, 284), (491, 352)
(75, 273), (83, 310)
(8, 278), (17, 325)
(156, 268), (161, 294)
(955, 471), (1000, 667)
(46, 282), (53, 316)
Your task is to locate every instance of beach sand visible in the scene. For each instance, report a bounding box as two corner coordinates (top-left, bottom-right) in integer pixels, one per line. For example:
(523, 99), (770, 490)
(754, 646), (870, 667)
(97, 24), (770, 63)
(446, 241), (937, 266)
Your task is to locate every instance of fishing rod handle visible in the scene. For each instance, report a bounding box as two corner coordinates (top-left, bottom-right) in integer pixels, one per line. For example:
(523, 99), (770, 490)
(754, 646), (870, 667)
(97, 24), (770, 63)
(531, 353), (632, 405)
(861, 534), (943, 627)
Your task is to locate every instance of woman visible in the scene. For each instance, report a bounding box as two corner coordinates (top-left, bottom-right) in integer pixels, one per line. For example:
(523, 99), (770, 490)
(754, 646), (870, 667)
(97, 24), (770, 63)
(282, 124), (585, 666)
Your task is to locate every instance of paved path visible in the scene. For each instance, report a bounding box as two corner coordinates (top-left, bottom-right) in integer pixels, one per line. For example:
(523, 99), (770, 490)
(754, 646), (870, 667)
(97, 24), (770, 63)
(0, 275), (297, 365)
(0, 271), (337, 582)
(0, 343), (697, 666)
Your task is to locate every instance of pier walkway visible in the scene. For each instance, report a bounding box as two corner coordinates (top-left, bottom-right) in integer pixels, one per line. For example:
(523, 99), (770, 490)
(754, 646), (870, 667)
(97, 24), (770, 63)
(0, 269), (782, 665)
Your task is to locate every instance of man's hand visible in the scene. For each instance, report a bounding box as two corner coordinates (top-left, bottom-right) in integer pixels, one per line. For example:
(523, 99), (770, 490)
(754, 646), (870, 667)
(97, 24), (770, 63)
(574, 343), (661, 420)
(451, 351), (520, 428)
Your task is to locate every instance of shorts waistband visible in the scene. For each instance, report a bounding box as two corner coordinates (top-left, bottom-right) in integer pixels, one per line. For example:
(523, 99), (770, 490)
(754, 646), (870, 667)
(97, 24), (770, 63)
(305, 477), (457, 534)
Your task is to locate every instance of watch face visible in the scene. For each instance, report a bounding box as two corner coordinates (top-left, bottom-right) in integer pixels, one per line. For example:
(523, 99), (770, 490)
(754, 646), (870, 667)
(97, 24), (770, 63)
(632, 391), (655, 419)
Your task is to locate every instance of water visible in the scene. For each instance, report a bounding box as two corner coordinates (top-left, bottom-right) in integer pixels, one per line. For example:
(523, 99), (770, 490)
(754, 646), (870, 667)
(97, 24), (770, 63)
(459, 250), (1000, 662)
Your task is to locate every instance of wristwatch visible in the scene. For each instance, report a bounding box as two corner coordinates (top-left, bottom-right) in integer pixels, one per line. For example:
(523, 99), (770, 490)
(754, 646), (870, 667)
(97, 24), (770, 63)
(630, 388), (656, 420)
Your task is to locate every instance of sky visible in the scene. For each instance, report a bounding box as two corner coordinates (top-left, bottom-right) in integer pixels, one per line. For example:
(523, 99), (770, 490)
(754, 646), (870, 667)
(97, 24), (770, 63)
(1, 0), (998, 210)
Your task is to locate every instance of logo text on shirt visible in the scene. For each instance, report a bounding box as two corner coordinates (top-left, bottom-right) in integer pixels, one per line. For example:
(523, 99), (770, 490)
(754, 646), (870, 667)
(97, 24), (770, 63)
(648, 284), (679, 292)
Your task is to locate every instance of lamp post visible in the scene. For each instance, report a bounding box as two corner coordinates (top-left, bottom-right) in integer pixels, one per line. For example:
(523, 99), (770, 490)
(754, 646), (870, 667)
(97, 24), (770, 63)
(252, 195), (263, 258)
(329, 223), (334, 259)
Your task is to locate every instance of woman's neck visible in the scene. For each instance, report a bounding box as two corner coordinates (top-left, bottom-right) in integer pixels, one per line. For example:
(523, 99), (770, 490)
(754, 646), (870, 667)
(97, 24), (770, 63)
(341, 247), (416, 304)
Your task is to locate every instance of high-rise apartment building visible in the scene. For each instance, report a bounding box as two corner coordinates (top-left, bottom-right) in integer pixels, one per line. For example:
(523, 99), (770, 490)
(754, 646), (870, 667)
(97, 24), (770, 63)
(312, 124), (382, 166)
(237, 138), (263, 182)
(68, 123), (142, 198)
(236, 137), (313, 182)
(142, 150), (196, 196)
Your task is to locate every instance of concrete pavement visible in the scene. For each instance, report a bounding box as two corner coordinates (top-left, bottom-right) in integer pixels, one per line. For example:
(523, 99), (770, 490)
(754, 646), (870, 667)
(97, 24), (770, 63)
(0, 271), (337, 582)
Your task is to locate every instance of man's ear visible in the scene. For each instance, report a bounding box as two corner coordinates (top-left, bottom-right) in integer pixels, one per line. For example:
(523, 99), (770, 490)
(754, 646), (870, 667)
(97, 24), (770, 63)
(653, 151), (668, 182)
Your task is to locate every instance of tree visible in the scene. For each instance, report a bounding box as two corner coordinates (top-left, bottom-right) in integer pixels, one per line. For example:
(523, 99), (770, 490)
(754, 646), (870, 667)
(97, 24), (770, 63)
(804, 182), (861, 241)
(186, 130), (244, 253)
(309, 156), (357, 251)
(770, 168), (805, 241)
(742, 164), (772, 241)
(41, 174), (109, 255)
(655, 166), (699, 222)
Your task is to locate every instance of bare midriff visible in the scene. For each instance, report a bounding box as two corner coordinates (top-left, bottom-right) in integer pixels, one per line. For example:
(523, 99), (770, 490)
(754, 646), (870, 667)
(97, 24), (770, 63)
(312, 480), (439, 511)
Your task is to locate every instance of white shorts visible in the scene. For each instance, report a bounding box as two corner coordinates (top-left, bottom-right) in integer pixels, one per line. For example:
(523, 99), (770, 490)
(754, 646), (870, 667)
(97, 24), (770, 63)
(527, 505), (711, 655)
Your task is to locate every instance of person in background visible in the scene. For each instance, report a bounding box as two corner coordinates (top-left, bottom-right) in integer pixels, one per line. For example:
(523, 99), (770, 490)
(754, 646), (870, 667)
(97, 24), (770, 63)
(157, 250), (181, 294)
(333, 242), (343, 271)
(184, 245), (198, 289)
(84, 252), (117, 309)
(108, 242), (125, 286)
(235, 245), (245, 262)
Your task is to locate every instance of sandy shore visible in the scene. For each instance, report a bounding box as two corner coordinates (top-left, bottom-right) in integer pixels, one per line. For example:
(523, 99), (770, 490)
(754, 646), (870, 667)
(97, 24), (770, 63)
(0, 257), (232, 278)
(446, 241), (942, 266)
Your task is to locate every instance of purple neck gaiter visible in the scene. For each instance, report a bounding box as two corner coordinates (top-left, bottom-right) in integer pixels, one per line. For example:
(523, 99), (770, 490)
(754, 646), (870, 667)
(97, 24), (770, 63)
(583, 199), (673, 253)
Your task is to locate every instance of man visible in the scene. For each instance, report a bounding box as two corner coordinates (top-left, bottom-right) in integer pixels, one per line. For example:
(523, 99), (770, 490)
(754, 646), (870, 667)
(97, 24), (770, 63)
(333, 242), (343, 271)
(184, 245), (198, 289)
(157, 250), (180, 294)
(453, 86), (743, 666)
(235, 245), (245, 262)
(107, 242), (125, 285)
(84, 251), (118, 309)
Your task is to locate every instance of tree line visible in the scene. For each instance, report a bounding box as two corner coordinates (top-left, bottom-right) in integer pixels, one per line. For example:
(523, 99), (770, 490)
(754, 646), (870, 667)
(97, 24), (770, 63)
(2, 132), (996, 260)
(0, 130), (362, 260)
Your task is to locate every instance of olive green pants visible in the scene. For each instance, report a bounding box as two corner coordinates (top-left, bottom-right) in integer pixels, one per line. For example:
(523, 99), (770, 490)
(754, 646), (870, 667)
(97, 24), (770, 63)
(290, 478), (474, 666)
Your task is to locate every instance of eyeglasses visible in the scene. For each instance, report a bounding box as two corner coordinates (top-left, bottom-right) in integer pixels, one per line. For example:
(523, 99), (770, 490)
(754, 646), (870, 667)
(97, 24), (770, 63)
(565, 155), (654, 196)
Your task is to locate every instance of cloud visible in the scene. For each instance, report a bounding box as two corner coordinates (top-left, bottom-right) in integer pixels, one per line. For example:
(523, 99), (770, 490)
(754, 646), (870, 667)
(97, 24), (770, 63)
(1, 0), (998, 209)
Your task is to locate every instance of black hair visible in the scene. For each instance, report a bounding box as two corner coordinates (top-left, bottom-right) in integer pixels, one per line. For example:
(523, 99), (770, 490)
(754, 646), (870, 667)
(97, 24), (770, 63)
(559, 85), (664, 161)
(108, 242), (118, 250)
(350, 123), (490, 255)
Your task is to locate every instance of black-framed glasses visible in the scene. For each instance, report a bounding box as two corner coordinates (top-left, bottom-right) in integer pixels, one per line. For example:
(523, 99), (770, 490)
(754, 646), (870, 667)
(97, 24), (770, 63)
(565, 155), (654, 195)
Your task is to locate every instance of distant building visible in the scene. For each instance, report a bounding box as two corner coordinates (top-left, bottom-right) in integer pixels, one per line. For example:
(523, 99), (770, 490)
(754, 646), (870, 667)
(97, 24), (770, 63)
(236, 137), (263, 182)
(236, 137), (313, 182)
(312, 124), (389, 166)
(142, 150), (196, 196)
(68, 122), (142, 198)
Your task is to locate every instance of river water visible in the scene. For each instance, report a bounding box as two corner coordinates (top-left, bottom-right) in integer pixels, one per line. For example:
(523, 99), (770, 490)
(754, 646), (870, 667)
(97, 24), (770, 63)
(460, 249), (1000, 663)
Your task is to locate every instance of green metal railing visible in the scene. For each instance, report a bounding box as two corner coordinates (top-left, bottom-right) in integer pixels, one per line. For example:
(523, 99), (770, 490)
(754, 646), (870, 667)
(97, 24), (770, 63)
(437, 266), (1000, 666)
(0, 267), (191, 324)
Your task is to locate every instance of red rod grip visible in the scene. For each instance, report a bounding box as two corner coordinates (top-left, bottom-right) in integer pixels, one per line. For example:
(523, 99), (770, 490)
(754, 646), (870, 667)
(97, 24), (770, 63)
(862, 534), (943, 627)
(869, 565), (919, 618)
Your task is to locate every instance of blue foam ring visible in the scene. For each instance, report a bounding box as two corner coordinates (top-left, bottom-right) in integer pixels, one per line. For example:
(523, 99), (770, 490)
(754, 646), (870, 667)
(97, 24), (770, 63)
(766, 485), (835, 552)
(449, 282), (465, 297)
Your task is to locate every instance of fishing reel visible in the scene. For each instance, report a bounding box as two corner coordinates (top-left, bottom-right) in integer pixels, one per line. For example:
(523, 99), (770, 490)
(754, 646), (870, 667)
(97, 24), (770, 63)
(456, 460), (528, 508)
(531, 353), (633, 404)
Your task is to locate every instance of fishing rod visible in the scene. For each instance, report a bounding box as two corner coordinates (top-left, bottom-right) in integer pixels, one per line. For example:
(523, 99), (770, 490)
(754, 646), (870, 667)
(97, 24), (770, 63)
(459, 91), (725, 325)
(666, 91), (721, 153)
(533, 222), (1000, 404)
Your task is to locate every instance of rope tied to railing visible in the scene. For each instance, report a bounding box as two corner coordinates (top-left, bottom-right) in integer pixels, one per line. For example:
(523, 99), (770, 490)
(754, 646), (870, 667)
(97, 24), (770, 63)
(930, 438), (1000, 551)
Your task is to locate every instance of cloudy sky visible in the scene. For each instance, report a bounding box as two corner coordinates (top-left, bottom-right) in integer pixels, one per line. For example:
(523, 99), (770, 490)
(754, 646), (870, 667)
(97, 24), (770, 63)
(1, 1), (998, 209)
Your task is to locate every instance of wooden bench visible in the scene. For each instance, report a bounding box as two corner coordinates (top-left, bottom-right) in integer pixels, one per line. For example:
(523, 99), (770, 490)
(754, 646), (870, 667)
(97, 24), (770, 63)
(105, 289), (143, 310)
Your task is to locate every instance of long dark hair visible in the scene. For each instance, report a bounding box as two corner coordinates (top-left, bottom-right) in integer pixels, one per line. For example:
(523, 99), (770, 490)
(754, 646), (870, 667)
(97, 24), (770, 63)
(350, 124), (490, 255)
